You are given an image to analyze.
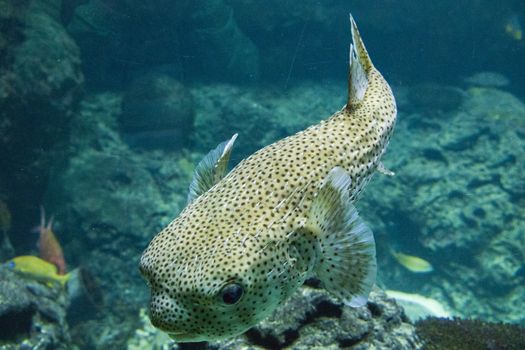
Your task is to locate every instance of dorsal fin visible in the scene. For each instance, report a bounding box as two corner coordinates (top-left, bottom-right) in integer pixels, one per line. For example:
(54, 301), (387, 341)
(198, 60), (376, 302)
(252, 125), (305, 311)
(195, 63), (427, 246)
(187, 134), (238, 204)
(348, 15), (374, 107)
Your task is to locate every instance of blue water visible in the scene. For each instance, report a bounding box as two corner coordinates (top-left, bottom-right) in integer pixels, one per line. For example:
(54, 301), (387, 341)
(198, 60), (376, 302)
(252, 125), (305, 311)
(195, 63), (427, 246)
(0, 0), (524, 349)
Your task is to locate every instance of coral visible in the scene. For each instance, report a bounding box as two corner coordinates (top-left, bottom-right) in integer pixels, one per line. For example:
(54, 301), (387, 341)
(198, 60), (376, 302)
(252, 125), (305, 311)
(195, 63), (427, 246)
(416, 317), (525, 350)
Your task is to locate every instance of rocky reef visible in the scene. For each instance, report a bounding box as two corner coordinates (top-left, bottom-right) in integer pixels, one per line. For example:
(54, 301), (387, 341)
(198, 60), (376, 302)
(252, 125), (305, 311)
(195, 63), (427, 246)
(365, 85), (525, 325)
(0, 267), (70, 350)
(40, 78), (522, 348)
(128, 286), (421, 350)
(66, 0), (259, 87)
(0, 0), (83, 251)
(1, 0), (524, 349)
(416, 317), (525, 350)
(119, 72), (195, 150)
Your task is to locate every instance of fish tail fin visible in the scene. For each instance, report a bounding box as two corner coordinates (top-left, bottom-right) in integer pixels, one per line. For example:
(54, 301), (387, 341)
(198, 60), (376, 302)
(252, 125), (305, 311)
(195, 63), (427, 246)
(347, 14), (373, 107)
(59, 271), (71, 287)
(389, 248), (398, 258)
(306, 167), (376, 307)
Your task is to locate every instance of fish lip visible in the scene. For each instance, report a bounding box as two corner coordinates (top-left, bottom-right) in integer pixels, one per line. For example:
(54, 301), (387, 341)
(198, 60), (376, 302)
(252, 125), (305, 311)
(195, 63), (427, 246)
(167, 331), (203, 342)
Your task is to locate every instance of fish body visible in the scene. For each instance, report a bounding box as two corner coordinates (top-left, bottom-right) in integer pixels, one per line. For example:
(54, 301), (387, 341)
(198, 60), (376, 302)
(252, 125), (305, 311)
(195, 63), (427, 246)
(5, 255), (70, 287)
(37, 207), (67, 275)
(140, 15), (397, 342)
(391, 251), (433, 273)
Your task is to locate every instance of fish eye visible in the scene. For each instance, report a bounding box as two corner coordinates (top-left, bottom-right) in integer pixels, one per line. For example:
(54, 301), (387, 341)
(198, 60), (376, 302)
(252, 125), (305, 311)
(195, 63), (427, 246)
(220, 283), (244, 305)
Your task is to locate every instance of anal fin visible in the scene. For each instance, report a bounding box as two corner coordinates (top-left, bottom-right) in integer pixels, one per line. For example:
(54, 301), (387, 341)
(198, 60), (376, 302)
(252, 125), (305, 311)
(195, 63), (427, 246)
(306, 167), (376, 307)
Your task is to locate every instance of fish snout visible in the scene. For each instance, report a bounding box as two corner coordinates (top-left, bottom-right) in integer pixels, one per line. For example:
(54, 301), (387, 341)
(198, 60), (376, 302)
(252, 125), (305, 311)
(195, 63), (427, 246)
(149, 291), (186, 333)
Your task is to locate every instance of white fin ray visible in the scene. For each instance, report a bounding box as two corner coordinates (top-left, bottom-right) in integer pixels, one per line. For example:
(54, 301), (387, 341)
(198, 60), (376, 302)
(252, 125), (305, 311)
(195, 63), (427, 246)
(306, 167), (376, 307)
(377, 162), (395, 176)
(187, 134), (238, 204)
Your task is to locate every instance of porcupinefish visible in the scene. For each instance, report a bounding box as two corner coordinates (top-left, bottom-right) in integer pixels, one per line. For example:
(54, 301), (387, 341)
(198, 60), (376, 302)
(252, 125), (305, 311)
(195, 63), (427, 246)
(140, 15), (397, 342)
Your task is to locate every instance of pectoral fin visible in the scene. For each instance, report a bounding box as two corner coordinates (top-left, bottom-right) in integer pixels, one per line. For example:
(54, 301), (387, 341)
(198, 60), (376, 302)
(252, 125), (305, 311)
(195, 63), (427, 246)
(306, 167), (376, 307)
(187, 134), (238, 203)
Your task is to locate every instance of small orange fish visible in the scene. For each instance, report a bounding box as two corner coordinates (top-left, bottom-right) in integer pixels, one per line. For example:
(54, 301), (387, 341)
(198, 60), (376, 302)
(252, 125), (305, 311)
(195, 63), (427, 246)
(36, 206), (67, 275)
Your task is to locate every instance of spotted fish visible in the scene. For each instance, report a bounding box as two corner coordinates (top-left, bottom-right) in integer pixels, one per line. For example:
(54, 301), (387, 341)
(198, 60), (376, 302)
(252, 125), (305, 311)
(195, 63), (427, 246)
(140, 15), (397, 342)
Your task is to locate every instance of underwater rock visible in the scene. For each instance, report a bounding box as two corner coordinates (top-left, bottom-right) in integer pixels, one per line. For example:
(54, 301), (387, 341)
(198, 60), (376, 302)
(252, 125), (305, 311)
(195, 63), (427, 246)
(127, 308), (172, 350)
(0, 266), (70, 349)
(477, 227), (524, 291)
(415, 317), (525, 350)
(119, 72), (194, 150)
(65, 0), (131, 88)
(0, 0), (83, 129)
(66, 267), (105, 325)
(0, 0), (83, 248)
(463, 71), (511, 88)
(45, 92), (194, 349)
(67, 0), (258, 87)
(229, 0), (349, 82)
(191, 82), (343, 160)
(42, 80), (525, 347)
(363, 86), (525, 324)
(233, 286), (420, 350)
(192, 84), (280, 158)
(128, 286), (421, 350)
(185, 0), (259, 81)
(47, 93), (181, 248)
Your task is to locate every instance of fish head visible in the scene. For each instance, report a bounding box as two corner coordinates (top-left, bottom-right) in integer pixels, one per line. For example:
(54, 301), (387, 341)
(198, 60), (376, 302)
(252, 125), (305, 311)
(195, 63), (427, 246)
(139, 224), (304, 342)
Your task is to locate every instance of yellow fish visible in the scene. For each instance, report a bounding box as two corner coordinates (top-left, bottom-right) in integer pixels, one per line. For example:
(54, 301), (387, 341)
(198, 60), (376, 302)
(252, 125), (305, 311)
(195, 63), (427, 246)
(5, 255), (71, 287)
(391, 251), (433, 273)
(140, 15), (397, 342)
